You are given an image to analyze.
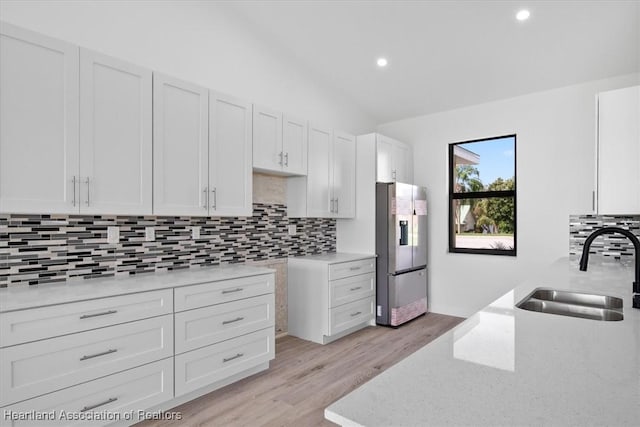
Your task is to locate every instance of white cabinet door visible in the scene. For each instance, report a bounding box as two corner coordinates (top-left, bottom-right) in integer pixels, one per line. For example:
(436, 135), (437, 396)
(597, 86), (640, 215)
(253, 105), (283, 172)
(0, 23), (79, 214)
(282, 114), (308, 175)
(332, 131), (356, 218)
(307, 124), (333, 217)
(153, 73), (209, 216)
(209, 92), (253, 217)
(376, 135), (395, 183)
(79, 49), (152, 215)
(394, 141), (413, 184)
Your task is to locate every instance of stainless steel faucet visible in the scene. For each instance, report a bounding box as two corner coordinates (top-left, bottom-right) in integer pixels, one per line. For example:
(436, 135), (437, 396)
(579, 226), (640, 309)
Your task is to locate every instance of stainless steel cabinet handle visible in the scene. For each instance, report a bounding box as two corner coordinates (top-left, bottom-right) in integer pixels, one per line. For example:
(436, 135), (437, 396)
(350, 311), (362, 317)
(279, 151), (283, 166)
(222, 287), (243, 294)
(80, 397), (118, 413)
(203, 187), (208, 209)
(284, 152), (289, 167)
(85, 177), (90, 206)
(80, 348), (117, 361)
(211, 188), (217, 210)
(72, 176), (77, 207)
(223, 353), (244, 363)
(349, 266), (361, 271)
(330, 198), (335, 213)
(392, 169), (397, 180)
(335, 198), (339, 214)
(592, 190), (596, 212)
(349, 286), (362, 291)
(222, 316), (245, 325)
(80, 310), (117, 319)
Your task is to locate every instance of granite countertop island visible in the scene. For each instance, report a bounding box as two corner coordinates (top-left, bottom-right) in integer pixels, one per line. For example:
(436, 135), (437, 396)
(325, 257), (640, 426)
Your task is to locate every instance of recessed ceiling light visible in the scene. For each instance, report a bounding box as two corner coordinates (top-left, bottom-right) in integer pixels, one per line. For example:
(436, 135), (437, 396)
(516, 9), (530, 21)
(377, 58), (388, 67)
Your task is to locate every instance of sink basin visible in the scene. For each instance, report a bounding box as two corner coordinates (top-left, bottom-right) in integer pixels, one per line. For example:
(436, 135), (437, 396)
(517, 288), (623, 321)
(528, 288), (623, 310)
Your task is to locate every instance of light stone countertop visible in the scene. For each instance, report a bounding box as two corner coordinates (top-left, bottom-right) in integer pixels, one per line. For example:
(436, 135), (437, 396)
(325, 256), (640, 426)
(0, 264), (275, 313)
(288, 253), (376, 264)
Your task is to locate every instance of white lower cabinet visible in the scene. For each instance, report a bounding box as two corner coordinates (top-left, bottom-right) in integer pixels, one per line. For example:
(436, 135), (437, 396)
(175, 327), (274, 397)
(288, 255), (376, 345)
(175, 293), (275, 354)
(174, 274), (274, 312)
(0, 289), (173, 347)
(1, 358), (173, 427)
(0, 315), (173, 407)
(329, 297), (375, 336)
(0, 268), (276, 426)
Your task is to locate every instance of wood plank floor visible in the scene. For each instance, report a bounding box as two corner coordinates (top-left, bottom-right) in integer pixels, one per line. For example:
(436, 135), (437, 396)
(139, 313), (464, 427)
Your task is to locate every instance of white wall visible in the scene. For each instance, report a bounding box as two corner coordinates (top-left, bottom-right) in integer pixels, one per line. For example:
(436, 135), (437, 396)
(378, 73), (640, 317)
(0, 0), (375, 134)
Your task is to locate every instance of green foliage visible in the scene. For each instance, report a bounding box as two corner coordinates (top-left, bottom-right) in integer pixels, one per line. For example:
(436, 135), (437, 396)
(484, 177), (515, 233)
(455, 165), (483, 192)
(453, 164), (515, 236)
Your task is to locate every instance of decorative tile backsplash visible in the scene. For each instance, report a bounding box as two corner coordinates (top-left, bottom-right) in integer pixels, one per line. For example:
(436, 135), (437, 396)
(0, 203), (336, 287)
(569, 215), (640, 258)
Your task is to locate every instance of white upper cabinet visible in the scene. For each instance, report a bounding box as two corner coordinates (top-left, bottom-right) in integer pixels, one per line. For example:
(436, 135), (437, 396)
(79, 49), (152, 215)
(288, 125), (356, 218)
(376, 135), (395, 183)
(282, 114), (308, 175)
(153, 73), (209, 216)
(0, 23), (79, 214)
(332, 131), (356, 218)
(253, 106), (283, 172)
(376, 134), (413, 184)
(252, 106), (308, 176)
(306, 124), (333, 217)
(209, 92), (253, 217)
(597, 85), (640, 215)
(393, 141), (413, 183)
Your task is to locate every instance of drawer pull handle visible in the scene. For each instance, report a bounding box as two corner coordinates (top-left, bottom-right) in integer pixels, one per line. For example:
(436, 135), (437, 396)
(223, 353), (244, 363)
(80, 348), (118, 361)
(80, 397), (118, 412)
(222, 288), (243, 294)
(222, 316), (245, 325)
(79, 310), (118, 319)
(349, 286), (362, 291)
(349, 266), (362, 271)
(350, 311), (362, 317)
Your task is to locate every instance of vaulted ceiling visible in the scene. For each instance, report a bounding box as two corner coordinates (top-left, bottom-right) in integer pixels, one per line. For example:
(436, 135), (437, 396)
(226, 0), (640, 124)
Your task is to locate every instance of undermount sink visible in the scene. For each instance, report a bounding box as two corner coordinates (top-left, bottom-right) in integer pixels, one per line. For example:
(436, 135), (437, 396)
(516, 288), (624, 321)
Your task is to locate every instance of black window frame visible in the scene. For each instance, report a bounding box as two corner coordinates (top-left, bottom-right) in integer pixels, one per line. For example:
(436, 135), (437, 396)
(448, 134), (517, 256)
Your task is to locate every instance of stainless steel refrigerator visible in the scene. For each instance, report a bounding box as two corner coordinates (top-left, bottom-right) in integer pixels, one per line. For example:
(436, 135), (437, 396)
(376, 182), (428, 326)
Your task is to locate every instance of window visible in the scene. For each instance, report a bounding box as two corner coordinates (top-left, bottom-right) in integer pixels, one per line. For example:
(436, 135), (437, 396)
(449, 135), (516, 256)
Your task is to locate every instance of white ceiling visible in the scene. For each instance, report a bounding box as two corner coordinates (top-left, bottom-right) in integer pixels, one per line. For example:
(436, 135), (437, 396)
(225, 0), (640, 124)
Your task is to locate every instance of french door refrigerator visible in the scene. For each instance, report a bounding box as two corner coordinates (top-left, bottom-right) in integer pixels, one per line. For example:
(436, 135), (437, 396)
(376, 182), (428, 326)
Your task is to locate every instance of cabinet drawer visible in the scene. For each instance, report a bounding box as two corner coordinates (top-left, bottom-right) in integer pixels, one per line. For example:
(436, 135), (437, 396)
(174, 274), (274, 312)
(175, 294), (275, 354)
(329, 296), (375, 336)
(329, 273), (375, 308)
(328, 258), (375, 281)
(0, 358), (173, 427)
(0, 315), (173, 406)
(0, 289), (173, 348)
(175, 327), (274, 397)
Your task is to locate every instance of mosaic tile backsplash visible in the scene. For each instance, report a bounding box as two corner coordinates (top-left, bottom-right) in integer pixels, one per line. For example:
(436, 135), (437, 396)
(569, 215), (640, 258)
(0, 203), (336, 287)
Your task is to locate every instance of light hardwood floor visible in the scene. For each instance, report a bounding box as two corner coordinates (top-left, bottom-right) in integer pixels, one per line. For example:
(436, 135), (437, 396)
(138, 313), (464, 427)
